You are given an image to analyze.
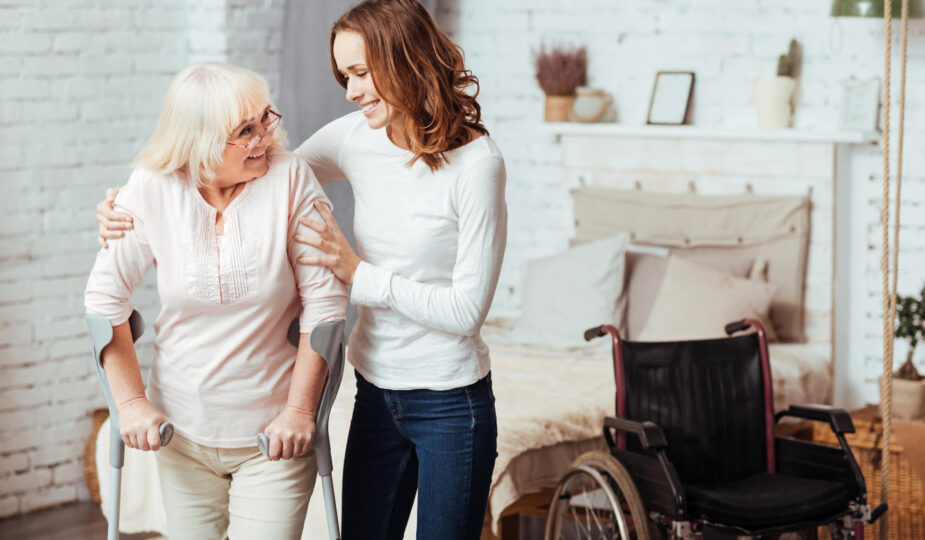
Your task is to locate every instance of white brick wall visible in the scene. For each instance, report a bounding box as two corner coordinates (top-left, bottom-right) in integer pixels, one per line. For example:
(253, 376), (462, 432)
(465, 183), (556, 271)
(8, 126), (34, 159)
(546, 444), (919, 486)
(4, 0), (925, 518)
(438, 1), (925, 404)
(0, 0), (283, 517)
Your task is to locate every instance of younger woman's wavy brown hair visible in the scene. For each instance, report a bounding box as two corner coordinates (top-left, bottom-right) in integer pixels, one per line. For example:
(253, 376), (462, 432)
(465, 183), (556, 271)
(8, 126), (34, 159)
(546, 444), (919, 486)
(330, 0), (488, 172)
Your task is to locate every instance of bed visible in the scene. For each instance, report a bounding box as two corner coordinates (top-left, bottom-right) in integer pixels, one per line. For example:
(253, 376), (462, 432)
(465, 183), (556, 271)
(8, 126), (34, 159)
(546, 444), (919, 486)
(93, 337), (829, 539)
(92, 187), (833, 539)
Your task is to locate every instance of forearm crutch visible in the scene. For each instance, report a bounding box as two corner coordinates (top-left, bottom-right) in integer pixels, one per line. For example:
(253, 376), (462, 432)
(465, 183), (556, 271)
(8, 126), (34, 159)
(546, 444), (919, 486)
(87, 311), (173, 540)
(258, 319), (345, 540)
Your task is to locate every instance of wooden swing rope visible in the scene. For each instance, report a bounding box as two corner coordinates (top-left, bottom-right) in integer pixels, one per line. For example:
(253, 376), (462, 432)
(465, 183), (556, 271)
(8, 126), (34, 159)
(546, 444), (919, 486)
(880, 1), (908, 539)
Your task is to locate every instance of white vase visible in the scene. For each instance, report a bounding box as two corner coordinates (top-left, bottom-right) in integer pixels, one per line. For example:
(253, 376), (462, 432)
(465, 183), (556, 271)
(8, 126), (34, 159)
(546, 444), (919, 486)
(891, 378), (925, 421)
(753, 76), (797, 129)
(570, 87), (616, 123)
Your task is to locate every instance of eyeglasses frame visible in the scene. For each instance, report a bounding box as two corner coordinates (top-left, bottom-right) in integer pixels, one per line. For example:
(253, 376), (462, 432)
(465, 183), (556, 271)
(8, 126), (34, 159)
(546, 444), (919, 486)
(225, 109), (283, 149)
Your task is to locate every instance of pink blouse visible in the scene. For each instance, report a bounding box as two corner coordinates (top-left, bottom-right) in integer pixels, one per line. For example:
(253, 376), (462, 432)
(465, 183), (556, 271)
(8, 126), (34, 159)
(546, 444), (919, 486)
(85, 148), (348, 448)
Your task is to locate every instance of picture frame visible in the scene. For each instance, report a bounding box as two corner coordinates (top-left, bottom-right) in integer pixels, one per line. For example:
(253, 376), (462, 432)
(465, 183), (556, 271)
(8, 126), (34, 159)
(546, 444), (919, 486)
(838, 77), (880, 132)
(647, 71), (695, 125)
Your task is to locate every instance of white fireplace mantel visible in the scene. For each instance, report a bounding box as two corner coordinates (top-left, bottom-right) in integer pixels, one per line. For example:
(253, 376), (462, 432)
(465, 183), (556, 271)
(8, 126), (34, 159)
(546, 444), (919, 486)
(541, 123), (880, 145)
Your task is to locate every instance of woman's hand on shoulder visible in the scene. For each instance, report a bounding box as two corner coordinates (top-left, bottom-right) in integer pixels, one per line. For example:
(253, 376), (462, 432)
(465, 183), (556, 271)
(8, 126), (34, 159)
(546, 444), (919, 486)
(263, 405), (316, 461)
(117, 397), (168, 451)
(97, 187), (133, 248)
(295, 200), (361, 285)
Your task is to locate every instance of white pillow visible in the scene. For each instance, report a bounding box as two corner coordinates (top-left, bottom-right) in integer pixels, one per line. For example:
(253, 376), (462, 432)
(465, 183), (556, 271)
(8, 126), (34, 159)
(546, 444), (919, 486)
(637, 255), (777, 341)
(513, 234), (628, 348)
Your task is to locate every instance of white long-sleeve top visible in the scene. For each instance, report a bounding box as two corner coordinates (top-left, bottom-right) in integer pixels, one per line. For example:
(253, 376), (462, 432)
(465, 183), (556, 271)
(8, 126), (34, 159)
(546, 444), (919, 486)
(295, 111), (507, 391)
(85, 148), (348, 448)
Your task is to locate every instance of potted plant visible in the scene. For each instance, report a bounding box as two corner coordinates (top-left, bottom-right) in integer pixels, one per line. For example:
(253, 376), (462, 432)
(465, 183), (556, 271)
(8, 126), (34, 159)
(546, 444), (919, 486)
(892, 284), (925, 421)
(753, 38), (800, 128)
(534, 44), (587, 122)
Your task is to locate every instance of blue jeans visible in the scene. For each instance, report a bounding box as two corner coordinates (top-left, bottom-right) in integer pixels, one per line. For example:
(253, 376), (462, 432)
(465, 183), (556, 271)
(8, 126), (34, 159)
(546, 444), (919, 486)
(341, 371), (498, 540)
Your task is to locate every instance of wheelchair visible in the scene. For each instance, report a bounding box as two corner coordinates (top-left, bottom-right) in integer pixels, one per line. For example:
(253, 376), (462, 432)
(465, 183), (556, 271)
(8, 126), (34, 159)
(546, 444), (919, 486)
(544, 318), (887, 540)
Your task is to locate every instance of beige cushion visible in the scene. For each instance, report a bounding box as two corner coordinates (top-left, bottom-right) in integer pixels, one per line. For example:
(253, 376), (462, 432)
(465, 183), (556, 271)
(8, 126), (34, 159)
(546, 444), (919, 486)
(623, 249), (756, 340)
(637, 255), (777, 341)
(573, 187), (810, 342)
(514, 234), (628, 348)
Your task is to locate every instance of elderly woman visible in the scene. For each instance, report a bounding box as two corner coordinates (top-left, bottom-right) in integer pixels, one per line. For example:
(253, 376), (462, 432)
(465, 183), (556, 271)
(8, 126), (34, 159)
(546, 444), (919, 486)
(84, 62), (347, 540)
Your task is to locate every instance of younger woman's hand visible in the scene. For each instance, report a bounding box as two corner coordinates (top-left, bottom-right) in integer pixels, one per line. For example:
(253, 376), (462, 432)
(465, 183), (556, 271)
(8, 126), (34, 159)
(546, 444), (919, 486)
(97, 187), (133, 248)
(117, 397), (168, 451)
(263, 405), (316, 461)
(295, 200), (361, 285)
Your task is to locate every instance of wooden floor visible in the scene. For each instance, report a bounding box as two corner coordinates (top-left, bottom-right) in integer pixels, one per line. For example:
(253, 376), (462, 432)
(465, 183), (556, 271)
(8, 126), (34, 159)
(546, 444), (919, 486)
(0, 502), (163, 540)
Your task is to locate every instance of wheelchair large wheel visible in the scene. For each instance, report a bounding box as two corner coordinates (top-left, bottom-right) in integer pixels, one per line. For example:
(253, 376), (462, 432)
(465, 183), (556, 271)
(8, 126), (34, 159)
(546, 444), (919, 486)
(544, 450), (650, 540)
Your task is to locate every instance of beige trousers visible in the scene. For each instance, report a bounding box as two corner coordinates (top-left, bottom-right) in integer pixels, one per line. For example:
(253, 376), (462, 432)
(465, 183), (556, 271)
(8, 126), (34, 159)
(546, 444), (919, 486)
(155, 433), (317, 540)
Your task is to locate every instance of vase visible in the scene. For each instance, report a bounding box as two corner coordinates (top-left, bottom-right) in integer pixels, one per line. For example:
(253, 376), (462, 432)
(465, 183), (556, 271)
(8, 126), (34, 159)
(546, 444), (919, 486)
(892, 378), (925, 421)
(570, 87), (615, 123)
(544, 95), (575, 122)
(753, 76), (798, 129)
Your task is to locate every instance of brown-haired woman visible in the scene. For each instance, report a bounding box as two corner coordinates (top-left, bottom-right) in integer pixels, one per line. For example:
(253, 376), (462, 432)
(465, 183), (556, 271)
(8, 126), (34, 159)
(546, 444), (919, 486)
(97, 1), (506, 538)
(295, 2), (506, 537)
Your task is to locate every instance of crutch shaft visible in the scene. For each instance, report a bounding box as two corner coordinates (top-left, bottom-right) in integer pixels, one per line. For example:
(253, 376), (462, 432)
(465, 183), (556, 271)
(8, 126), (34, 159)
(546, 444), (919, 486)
(321, 474), (340, 540)
(109, 466), (121, 540)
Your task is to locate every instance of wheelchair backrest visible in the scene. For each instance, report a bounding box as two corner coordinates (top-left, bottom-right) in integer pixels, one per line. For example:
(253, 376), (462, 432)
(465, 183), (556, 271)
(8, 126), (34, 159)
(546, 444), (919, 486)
(621, 333), (769, 486)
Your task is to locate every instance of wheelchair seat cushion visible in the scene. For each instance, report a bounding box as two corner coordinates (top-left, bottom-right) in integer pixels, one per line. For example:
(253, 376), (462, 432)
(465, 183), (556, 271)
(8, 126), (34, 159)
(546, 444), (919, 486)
(685, 472), (849, 529)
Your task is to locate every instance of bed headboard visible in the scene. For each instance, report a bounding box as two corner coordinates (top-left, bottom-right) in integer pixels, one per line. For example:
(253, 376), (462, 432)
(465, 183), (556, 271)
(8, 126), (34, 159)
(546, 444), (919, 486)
(571, 187), (811, 342)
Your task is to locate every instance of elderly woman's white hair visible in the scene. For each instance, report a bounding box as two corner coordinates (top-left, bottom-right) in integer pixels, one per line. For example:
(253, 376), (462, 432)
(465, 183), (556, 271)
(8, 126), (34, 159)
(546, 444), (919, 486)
(134, 62), (286, 187)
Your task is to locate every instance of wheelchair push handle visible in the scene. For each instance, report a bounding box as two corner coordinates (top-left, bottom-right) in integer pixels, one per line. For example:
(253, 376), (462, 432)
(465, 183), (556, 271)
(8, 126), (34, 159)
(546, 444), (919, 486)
(724, 319), (750, 335)
(584, 325), (606, 341)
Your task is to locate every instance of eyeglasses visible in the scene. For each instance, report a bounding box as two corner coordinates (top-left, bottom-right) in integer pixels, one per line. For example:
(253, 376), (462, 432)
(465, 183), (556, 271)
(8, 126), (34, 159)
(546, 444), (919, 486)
(226, 108), (282, 149)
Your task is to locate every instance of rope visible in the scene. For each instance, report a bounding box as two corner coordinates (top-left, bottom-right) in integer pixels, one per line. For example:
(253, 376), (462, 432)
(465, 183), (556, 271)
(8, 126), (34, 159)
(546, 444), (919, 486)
(878, 1), (910, 538)
(894, 0), (908, 349)
(879, 1), (892, 538)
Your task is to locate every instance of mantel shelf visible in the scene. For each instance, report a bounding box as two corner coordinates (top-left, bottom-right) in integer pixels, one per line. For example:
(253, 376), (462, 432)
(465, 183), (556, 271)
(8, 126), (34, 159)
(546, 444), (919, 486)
(541, 123), (880, 145)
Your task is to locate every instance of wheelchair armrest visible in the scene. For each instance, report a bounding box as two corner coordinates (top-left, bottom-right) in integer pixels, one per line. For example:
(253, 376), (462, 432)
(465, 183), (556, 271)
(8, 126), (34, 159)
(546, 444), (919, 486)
(775, 404), (855, 435)
(604, 416), (668, 450)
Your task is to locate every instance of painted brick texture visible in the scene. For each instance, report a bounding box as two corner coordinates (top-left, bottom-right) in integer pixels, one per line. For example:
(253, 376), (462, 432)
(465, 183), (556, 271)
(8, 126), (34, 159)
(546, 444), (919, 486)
(0, 0), (283, 517)
(3, 0), (924, 518)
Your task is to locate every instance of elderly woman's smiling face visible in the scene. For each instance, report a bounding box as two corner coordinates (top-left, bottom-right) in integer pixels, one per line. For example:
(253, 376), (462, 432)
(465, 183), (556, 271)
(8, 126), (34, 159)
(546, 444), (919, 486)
(210, 105), (277, 187)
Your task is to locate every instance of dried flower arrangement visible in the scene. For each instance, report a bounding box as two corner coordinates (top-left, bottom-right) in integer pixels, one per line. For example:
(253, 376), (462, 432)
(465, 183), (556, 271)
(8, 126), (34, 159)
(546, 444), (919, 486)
(533, 44), (587, 96)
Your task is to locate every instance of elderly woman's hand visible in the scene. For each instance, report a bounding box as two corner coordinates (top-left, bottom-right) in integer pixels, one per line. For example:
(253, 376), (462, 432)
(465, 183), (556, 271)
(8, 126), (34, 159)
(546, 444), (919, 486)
(96, 187), (133, 248)
(117, 397), (168, 451)
(295, 200), (361, 285)
(263, 405), (316, 461)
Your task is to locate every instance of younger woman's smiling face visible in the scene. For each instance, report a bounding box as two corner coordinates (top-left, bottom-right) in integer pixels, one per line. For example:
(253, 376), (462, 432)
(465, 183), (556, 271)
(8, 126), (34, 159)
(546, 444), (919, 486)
(333, 31), (402, 136)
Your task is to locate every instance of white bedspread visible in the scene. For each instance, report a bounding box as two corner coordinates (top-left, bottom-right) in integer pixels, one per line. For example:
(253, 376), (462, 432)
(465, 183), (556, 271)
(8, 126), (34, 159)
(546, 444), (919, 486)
(96, 326), (831, 538)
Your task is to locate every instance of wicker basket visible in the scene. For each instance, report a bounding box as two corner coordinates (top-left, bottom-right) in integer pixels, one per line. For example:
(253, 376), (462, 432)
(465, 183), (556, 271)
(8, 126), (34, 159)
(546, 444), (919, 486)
(813, 407), (925, 540)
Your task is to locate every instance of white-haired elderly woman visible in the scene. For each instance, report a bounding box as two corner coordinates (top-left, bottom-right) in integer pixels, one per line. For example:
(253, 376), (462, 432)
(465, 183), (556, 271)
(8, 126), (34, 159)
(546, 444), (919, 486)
(84, 62), (347, 540)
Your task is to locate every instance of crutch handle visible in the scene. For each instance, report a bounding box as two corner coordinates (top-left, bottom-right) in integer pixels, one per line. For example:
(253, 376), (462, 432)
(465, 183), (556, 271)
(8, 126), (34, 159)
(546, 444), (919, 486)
(159, 422), (174, 446)
(256, 433), (270, 458)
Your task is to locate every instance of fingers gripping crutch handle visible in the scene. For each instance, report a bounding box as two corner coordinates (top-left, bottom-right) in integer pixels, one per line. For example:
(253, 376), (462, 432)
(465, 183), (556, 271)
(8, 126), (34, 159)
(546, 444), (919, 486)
(259, 320), (344, 466)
